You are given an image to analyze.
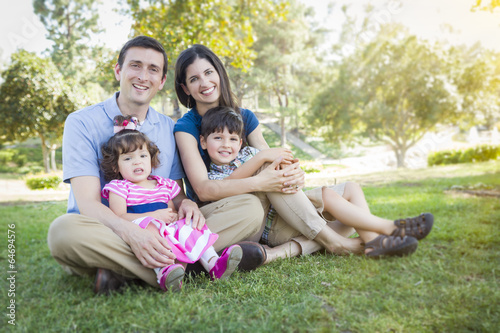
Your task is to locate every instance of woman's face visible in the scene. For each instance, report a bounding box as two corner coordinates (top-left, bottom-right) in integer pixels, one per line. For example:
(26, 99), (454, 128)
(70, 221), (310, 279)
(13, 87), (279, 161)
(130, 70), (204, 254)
(181, 57), (221, 114)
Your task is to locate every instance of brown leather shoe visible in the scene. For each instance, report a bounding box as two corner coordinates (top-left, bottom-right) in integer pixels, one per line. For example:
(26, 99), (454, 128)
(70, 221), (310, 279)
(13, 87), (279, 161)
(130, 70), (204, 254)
(236, 241), (267, 272)
(93, 268), (127, 295)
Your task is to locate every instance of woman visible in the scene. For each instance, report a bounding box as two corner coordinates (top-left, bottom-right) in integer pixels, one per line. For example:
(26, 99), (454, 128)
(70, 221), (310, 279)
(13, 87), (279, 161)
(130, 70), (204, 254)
(173, 45), (432, 262)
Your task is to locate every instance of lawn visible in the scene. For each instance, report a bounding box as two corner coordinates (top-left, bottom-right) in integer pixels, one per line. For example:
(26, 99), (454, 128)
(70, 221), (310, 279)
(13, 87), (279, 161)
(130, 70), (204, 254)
(1, 161), (499, 332)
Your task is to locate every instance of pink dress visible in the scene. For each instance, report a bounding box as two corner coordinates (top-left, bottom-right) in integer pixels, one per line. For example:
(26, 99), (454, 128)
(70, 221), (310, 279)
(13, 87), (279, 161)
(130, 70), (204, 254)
(102, 175), (218, 263)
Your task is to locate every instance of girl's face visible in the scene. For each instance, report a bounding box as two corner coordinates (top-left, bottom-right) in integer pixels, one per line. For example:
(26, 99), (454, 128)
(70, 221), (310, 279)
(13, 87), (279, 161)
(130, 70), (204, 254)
(117, 145), (152, 184)
(200, 127), (242, 166)
(181, 57), (221, 115)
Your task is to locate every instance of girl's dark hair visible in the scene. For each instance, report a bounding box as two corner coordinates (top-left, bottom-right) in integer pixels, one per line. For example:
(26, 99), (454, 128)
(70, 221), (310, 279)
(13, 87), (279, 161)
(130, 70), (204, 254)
(174, 44), (239, 111)
(117, 36), (168, 78)
(200, 106), (244, 141)
(101, 115), (160, 181)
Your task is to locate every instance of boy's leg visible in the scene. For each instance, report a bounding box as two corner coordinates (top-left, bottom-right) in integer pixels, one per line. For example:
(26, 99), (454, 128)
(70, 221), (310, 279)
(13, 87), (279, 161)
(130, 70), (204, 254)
(47, 214), (158, 286)
(266, 183), (363, 255)
(200, 194), (265, 252)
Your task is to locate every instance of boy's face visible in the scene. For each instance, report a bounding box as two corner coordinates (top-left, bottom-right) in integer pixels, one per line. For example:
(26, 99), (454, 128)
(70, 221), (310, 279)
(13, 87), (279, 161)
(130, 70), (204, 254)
(200, 128), (242, 166)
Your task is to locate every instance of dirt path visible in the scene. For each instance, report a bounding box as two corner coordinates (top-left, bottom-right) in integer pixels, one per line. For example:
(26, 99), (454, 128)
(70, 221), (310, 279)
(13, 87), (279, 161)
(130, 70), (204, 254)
(0, 178), (70, 205)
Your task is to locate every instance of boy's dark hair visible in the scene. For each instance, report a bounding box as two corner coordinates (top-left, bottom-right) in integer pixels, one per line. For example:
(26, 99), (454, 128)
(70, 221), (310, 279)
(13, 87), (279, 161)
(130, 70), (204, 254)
(101, 115), (160, 182)
(117, 36), (168, 78)
(200, 106), (245, 141)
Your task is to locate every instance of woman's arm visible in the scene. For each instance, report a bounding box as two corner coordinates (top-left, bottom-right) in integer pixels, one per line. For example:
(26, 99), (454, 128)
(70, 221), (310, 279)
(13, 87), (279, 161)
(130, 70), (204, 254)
(175, 131), (295, 202)
(247, 124), (305, 191)
(227, 148), (294, 180)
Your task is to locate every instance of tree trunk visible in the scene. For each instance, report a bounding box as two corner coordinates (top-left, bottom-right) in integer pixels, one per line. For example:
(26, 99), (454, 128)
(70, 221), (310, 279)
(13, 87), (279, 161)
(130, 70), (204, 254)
(280, 115), (286, 147)
(395, 147), (407, 168)
(40, 135), (50, 173)
(50, 144), (58, 171)
(172, 99), (181, 120)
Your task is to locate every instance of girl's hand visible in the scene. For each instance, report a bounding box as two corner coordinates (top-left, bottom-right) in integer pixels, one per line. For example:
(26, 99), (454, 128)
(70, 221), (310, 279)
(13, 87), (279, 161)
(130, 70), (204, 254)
(154, 208), (178, 224)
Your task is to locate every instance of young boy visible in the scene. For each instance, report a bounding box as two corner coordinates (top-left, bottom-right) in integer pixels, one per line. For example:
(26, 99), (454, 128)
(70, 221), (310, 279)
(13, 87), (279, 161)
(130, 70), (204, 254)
(200, 106), (434, 260)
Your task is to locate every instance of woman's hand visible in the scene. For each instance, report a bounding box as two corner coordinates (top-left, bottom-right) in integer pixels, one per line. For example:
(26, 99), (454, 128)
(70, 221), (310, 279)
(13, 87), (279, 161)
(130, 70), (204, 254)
(254, 157), (305, 193)
(280, 158), (305, 193)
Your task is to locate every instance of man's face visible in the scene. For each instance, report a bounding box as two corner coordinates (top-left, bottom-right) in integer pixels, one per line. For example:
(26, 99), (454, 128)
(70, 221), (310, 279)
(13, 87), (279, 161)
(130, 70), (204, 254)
(114, 47), (166, 108)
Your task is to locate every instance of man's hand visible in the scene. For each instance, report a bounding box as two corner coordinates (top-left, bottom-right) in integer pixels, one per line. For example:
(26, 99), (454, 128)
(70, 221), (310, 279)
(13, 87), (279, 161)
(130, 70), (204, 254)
(121, 222), (176, 269)
(177, 199), (206, 230)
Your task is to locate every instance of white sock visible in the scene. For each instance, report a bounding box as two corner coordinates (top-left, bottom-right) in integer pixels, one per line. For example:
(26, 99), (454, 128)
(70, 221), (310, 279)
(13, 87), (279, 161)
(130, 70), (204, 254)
(199, 247), (219, 272)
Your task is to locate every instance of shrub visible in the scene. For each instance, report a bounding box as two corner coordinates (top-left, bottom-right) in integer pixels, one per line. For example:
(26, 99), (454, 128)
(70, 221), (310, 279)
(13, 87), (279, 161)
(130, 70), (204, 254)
(13, 154), (28, 167)
(428, 145), (500, 166)
(25, 174), (62, 190)
(0, 150), (15, 164)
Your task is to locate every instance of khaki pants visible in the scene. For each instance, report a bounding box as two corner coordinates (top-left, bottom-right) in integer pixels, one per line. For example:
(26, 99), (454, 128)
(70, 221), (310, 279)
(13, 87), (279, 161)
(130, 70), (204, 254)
(47, 194), (264, 287)
(264, 183), (355, 253)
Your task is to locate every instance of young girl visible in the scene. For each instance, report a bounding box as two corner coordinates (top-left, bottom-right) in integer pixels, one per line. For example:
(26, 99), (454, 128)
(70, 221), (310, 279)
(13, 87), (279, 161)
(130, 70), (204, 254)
(100, 115), (242, 291)
(199, 106), (434, 259)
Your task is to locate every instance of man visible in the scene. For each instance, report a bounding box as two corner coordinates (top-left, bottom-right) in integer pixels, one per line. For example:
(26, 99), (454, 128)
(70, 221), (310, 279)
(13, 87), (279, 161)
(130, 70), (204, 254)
(48, 36), (266, 294)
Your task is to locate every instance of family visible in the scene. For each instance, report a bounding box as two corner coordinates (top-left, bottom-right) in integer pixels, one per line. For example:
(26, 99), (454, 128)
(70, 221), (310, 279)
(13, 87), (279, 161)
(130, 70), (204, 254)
(47, 36), (434, 294)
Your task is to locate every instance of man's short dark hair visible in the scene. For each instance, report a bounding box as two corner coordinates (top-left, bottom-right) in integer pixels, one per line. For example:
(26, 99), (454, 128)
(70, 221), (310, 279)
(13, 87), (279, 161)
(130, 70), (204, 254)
(117, 36), (168, 78)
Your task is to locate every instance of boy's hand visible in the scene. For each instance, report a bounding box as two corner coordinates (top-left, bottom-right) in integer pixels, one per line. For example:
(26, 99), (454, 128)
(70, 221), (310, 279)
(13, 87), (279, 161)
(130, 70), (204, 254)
(258, 148), (294, 165)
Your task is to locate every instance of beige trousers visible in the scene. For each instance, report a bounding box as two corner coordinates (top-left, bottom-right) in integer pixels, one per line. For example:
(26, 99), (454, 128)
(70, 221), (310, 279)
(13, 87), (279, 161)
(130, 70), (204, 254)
(262, 183), (355, 253)
(47, 194), (264, 286)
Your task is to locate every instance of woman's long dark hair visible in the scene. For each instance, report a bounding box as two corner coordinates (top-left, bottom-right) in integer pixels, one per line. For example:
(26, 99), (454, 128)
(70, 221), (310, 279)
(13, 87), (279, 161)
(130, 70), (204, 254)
(174, 44), (239, 112)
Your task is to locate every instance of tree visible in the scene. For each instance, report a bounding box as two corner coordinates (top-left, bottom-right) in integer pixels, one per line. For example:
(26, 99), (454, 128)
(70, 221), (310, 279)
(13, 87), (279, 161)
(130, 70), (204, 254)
(251, 0), (324, 146)
(125, 0), (288, 114)
(33, 0), (103, 81)
(309, 25), (465, 167)
(472, 0), (500, 12)
(0, 50), (80, 172)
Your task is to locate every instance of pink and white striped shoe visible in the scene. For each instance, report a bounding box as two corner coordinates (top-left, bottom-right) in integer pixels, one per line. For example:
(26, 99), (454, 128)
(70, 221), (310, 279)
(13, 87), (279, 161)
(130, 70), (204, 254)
(209, 245), (243, 280)
(158, 264), (185, 292)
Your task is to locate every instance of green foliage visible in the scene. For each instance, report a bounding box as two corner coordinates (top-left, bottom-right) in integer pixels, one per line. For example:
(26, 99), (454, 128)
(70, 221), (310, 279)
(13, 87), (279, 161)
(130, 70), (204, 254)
(308, 24), (500, 168)
(428, 145), (500, 166)
(1, 162), (498, 331)
(33, 0), (102, 80)
(0, 150), (15, 164)
(25, 174), (62, 190)
(0, 50), (80, 172)
(472, 0), (500, 12)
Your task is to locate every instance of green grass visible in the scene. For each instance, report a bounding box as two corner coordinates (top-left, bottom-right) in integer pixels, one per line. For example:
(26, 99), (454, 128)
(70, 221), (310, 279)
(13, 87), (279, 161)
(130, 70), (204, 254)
(1, 162), (499, 332)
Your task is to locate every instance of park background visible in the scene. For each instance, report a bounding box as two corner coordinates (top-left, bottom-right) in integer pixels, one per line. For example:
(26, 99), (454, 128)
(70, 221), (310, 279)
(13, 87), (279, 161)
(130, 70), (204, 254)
(0, 0), (499, 332)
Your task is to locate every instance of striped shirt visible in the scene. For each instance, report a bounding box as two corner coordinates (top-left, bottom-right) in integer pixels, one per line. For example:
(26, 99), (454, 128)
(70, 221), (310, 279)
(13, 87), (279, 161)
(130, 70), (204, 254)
(101, 175), (180, 206)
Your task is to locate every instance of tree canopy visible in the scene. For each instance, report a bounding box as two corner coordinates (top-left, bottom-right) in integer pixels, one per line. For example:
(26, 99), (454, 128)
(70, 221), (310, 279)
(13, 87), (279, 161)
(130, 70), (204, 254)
(0, 50), (80, 172)
(308, 25), (499, 167)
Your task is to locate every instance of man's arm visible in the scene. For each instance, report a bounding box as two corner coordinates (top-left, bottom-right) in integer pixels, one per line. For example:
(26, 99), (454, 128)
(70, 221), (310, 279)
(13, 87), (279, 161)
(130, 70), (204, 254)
(71, 176), (175, 268)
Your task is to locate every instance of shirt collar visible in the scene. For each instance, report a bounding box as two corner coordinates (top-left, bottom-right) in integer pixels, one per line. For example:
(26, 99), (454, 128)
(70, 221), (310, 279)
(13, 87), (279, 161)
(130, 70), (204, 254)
(102, 92), (161, 126)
